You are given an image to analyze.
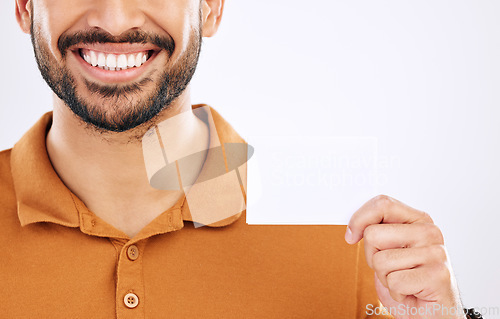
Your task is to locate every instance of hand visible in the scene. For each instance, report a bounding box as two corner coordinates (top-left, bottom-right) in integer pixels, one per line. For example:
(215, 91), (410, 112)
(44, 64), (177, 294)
(346, 195), (466, 319)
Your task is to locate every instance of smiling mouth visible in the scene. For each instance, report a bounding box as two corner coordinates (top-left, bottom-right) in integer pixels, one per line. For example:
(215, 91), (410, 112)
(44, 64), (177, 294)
(78, 48), (156, 71)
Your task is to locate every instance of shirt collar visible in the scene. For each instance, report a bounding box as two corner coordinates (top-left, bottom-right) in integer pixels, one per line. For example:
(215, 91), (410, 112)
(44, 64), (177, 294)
(11, 104), (246, 235)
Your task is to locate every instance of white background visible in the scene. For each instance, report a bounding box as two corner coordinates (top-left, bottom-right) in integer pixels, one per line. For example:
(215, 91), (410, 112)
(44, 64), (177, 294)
(1, 0), (499, 314)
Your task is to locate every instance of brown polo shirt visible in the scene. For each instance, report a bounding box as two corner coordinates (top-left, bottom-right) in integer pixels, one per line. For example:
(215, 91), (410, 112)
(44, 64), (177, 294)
(0, 105), (392, 318)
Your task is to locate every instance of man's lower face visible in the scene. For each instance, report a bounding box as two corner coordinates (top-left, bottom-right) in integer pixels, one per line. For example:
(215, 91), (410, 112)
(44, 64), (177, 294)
(30, 18), (202, 133)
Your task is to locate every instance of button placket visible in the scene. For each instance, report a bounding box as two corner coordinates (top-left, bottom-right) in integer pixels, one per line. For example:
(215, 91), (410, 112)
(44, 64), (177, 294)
(115, 240), (147, 318)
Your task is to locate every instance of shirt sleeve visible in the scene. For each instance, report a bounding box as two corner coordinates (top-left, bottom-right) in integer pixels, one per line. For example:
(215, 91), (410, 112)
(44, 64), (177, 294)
(356, 239), (396, 319)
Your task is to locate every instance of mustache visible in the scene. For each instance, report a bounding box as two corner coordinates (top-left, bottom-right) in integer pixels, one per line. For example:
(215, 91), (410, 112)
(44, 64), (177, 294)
(58, 28), (175, 58)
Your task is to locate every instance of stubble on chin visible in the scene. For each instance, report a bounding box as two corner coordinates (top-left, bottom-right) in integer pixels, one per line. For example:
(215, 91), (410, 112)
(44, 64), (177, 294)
(30, 7), (202, 143)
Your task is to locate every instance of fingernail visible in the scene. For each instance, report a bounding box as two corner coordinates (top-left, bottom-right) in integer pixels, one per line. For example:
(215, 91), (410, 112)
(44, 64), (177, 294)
(345, 226), (354, 244)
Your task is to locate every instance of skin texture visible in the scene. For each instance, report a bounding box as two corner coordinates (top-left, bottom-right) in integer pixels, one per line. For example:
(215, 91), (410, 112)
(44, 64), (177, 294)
(15, 0), (224, 238)
(16, 1), (466, 317)
(346, 195), (466, 319)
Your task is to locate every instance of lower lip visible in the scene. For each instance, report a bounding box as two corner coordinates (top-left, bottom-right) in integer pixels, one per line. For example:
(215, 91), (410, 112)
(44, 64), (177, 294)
(72, 50), (159, 84)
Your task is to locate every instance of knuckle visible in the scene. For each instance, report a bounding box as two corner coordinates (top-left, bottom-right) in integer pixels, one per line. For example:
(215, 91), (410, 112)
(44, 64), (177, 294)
(375, 272), (388, 288)
(434, 263), (452, 285)
(420, 211), (434, 223)
(373, 194), (394, 210)
(429, 245), (448, 263)
(386, 271), (402, 292)
(363, 225), (378, 244)
(424, 224), (444, 243)
(391, 292), (405, 303)
(372, 251), (387, 273)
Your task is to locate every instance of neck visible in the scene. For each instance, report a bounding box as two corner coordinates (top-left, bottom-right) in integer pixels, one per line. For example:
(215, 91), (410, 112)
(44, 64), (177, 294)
(46, 88), (210, 238)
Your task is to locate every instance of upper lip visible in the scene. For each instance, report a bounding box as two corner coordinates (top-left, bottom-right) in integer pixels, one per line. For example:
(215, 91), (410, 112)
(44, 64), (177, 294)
(70, 43), (161, 54)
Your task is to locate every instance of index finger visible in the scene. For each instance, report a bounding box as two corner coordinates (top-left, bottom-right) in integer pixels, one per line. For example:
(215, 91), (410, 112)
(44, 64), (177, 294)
(345, 194), (433, 245)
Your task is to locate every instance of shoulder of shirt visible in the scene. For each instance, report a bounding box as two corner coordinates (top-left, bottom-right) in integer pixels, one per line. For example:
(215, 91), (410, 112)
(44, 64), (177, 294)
(200, 104), (246, 145)
(0, 147), (12, 155)
(0, 148), (13, 181)
(0, 148), (17, 229)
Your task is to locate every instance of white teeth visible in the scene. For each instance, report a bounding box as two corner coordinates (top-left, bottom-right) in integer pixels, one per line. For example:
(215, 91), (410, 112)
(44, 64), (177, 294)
(117, 54), (127, 69)
(97, 53), (106, 67)
(106, 54), (117, 68)
(82, 49), (150, 71)
(135, 52), (143, 68)
(127, 54), (136, 68)
(90, 51), (98, 66)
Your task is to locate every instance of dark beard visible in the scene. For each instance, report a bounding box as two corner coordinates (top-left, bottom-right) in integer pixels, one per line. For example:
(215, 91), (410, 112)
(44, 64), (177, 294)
(30, 9), (202, 133)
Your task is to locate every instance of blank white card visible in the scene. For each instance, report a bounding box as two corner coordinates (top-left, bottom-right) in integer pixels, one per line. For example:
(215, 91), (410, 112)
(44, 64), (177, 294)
(246, 136), (380, 225)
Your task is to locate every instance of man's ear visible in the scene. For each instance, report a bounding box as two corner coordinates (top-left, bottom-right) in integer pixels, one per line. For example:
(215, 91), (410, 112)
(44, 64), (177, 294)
(15, 0), (32, 34)
(201, 0), (225, 37)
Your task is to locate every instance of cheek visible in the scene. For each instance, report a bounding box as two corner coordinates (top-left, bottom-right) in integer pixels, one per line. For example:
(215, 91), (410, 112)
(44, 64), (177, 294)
(33, 0), (90, 60)
(143, 0), (200, 58)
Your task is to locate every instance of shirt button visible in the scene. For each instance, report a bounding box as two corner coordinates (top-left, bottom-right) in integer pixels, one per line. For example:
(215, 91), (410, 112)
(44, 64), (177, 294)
(127, 245), (139, 261)
(124, 293), (139, 309)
